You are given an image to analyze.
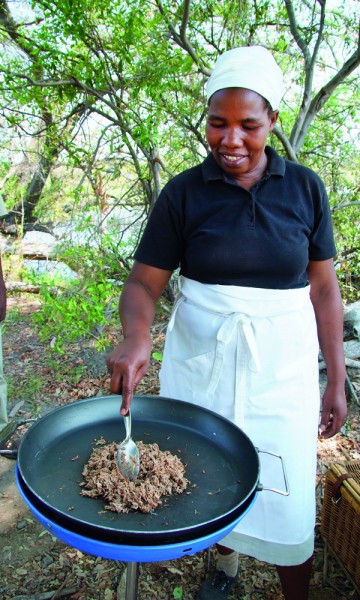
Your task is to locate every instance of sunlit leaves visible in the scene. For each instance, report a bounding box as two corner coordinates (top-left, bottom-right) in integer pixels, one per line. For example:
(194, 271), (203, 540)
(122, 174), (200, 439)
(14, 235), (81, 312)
(0, 0), (359, 299)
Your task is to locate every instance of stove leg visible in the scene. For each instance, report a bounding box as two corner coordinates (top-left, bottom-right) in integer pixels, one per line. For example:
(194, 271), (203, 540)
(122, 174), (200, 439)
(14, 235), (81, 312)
(125, 562), (139, 600)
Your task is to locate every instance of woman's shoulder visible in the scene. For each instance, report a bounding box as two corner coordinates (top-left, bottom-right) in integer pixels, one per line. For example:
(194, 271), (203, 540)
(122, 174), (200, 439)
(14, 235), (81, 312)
(287, 158), (322, 180)
(268, 147), (326, 193)
(163, 161), (205, 191)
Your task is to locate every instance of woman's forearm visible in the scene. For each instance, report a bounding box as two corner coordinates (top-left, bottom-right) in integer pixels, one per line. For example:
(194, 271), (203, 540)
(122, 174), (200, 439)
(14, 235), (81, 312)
(120, 280), (157, 338)
(308, 259), (346, 383)
(119, 263), (172, 337)
(308, 259), (347, 436)
(312, 285), (346, 385)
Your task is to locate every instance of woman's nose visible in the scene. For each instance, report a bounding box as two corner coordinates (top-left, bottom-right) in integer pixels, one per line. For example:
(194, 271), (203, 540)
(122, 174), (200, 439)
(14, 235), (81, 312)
(223, 127), (244, 147)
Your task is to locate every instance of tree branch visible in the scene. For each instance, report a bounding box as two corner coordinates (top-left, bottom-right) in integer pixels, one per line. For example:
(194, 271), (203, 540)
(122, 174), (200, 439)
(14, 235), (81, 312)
(293, 45), (360, 151)
(272, 125), (298, 162)
(333, 201), (360, 211)
(284, 0), (310, 62)
(286, 0), (327, 152)
(0, 0), (33, 60)
(155, 0), (211, 76)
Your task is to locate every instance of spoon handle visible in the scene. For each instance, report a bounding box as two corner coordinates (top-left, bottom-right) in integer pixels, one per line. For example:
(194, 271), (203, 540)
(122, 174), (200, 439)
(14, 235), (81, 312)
(124, 411), (131, 443)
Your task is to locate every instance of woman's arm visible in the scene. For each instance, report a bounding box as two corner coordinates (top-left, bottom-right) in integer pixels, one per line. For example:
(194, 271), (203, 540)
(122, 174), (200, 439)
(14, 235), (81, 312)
(107, 261), (172, 415)
(307, 259), (347, 438)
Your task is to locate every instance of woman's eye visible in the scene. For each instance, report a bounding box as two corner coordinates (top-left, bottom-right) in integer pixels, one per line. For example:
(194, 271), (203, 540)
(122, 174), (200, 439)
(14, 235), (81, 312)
(207, 121), (224, 128)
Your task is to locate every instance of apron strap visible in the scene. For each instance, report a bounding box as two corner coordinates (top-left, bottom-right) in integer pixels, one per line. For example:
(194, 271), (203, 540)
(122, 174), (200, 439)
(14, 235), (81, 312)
(207, 313), (261, 419)
(167, 295), (185, 332)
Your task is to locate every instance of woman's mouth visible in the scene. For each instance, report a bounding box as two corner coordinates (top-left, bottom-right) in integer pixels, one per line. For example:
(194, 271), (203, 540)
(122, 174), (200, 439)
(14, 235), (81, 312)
(222, 154), (247, 166)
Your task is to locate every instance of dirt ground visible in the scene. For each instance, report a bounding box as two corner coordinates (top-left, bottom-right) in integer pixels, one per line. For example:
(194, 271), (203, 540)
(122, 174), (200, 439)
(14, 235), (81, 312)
(0, 295), (359, 600)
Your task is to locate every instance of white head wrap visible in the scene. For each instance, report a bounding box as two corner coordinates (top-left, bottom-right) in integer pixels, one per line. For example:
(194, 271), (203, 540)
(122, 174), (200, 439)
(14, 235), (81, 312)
(206, 46), (284, 110)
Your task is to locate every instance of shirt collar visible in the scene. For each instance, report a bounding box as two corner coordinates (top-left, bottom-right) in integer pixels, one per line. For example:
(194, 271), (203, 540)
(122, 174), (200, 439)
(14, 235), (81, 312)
(202, 146), (285, 184)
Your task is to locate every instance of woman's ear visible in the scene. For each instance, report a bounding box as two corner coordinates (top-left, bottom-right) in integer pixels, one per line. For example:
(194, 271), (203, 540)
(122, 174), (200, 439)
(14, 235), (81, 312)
(270, 110), (279, 130)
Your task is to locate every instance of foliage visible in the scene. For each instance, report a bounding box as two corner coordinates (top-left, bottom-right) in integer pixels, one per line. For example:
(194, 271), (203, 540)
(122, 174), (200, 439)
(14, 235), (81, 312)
(1, 0), (358, 192)
(333, 205), (360, 303)
(172, 586), (183, 599)
(0, 172), (27, 210)
(0, 0), (359, 322)
(27, 227), (133, 352)
(30, 271), (118, 353)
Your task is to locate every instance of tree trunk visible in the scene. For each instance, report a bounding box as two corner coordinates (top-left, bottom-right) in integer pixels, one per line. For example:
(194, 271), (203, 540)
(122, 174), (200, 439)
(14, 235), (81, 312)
(21, 148), (59, 222)
(6, 282), (58, 295)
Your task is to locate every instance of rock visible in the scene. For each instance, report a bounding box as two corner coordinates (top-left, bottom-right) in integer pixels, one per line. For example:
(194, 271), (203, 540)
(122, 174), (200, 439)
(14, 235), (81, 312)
(21, 230), (57, 258)
(344, 339), (360, 359)
(344, 301), (360, 339)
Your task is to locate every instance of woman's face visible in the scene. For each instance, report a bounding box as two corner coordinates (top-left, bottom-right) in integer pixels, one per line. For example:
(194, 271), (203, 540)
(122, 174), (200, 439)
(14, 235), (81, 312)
(205, 88), (278, 185)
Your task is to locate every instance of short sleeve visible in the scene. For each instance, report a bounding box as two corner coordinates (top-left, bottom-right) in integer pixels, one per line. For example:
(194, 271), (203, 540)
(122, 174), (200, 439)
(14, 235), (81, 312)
(134, 189), (184, 270)
(308, 186), (336, 261)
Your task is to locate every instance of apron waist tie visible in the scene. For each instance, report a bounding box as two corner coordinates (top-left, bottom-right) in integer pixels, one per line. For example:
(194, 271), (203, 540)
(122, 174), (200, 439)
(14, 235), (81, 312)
(207, 312), (261, 399)
(168, 293), (261, 425)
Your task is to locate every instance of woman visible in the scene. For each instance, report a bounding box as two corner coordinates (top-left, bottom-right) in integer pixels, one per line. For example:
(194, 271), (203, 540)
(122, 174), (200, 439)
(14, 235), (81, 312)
(107, 46), (347, 600)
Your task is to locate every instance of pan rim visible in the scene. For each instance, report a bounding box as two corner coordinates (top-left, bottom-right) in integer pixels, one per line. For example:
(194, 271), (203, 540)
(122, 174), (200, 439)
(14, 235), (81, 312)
(17, 395), (260, 542)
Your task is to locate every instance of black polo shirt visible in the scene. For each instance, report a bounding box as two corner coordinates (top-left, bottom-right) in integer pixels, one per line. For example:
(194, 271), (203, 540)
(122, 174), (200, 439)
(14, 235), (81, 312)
(134, 147), (336, 289)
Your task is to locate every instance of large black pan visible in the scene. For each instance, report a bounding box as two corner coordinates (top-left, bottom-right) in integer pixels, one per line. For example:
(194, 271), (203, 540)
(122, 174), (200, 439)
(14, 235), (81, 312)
(17, 395), (263, 545)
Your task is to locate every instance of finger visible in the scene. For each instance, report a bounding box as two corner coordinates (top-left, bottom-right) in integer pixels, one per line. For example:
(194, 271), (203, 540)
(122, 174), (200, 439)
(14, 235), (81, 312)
(106, 355), (114, 375)
(133, 363), (149, 387)
(109, 371), (123, 395)
(119, 365), (138, 415)
(321, 424), (336, 439)
(318, 411), (330, 436)
(319, 416), (342, 439)
(120, 363), (148, 414)
(120, 386), (133, 416)
(323, 416), (344, 439)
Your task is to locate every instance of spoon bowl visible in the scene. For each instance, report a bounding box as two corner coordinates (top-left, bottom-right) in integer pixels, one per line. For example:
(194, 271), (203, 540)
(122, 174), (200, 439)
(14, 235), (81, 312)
(116, 410), (140, 479)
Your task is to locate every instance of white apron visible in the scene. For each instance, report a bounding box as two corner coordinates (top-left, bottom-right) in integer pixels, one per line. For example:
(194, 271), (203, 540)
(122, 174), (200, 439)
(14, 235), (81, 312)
(159, 277), (320, 566)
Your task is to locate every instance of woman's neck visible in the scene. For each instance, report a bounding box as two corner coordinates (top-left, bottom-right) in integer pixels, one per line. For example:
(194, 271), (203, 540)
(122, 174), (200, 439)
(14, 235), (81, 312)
(232, 151), (268, 190)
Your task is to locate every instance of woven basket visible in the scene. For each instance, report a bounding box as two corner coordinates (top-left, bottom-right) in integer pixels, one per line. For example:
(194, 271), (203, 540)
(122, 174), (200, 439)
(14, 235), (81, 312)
(320, 460), (360, 588)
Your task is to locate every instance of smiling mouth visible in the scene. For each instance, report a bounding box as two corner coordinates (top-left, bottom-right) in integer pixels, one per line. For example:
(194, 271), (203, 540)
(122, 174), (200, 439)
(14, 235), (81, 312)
(224, 154), (241, 161)
(222, 154), (247, 163)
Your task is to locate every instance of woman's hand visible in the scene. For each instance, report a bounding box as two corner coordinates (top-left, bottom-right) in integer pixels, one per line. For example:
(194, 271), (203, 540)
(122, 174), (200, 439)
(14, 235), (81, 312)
(107, 333), (152, 415)
(319, 382), (347, 439)
(106, 262), (172, 415)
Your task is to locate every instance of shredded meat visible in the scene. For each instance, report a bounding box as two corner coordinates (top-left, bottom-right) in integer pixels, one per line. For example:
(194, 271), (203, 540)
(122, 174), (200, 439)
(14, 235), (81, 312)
(80, 440), (189, 513)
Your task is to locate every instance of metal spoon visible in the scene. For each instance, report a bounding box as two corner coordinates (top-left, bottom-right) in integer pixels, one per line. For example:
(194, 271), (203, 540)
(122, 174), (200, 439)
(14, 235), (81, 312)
(116, 410), (140, 480)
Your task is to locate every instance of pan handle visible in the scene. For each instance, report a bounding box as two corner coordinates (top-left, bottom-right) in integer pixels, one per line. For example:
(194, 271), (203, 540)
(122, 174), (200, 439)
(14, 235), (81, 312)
(256, 449), (290, 496)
